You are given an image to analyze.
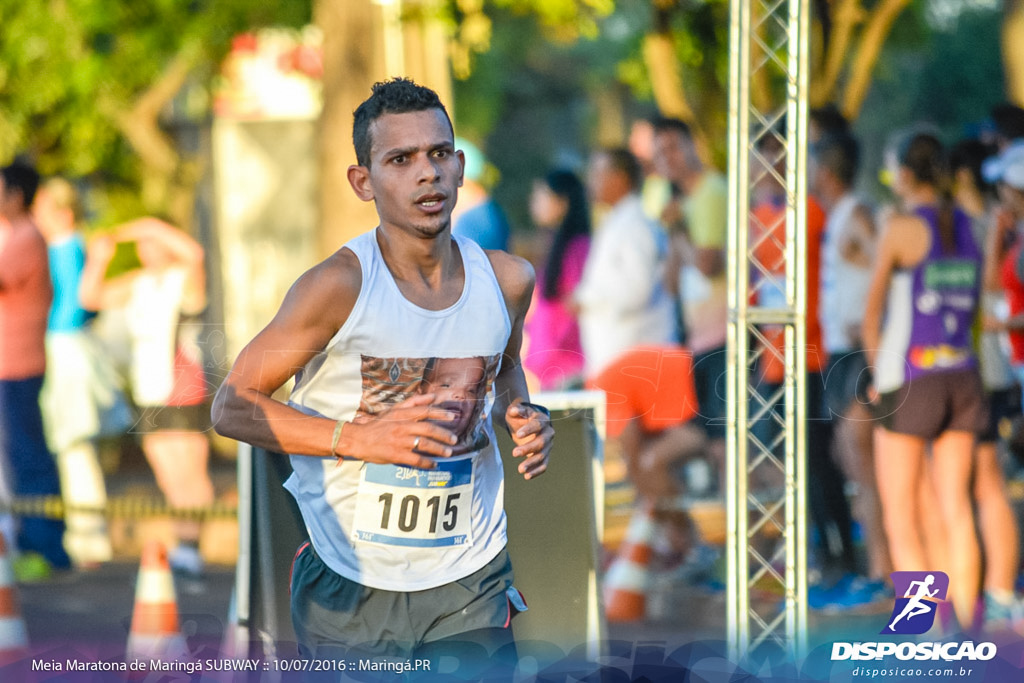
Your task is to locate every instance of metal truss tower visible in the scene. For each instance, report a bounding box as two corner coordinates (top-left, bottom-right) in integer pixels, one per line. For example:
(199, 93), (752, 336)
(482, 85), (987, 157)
(726, 0), (811, 663)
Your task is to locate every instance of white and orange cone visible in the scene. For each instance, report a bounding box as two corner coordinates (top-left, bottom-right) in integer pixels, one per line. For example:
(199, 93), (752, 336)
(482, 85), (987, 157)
(0, 535), (28, 666)
(602, 506), (657, 622)
(126, 540), (188, 661)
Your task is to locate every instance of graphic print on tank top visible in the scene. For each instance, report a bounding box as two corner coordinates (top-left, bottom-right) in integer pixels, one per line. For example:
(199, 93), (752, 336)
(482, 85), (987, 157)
(904, 207), (980, 378)
(351, 353), (502, 549)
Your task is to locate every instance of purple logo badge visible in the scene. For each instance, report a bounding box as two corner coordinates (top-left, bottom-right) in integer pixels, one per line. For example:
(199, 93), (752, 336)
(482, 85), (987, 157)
(881, 571), (949, 635)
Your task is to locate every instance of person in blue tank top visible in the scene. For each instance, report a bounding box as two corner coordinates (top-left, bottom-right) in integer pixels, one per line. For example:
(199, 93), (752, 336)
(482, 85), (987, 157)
(212, 78), (553, 670)
(862, 132), (987, 632)
(35, 178), (131, 569)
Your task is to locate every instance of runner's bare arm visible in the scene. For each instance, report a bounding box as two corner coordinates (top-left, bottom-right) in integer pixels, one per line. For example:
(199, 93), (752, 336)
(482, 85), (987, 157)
(78, 235), (134, 311)
(117, 218), (207, 314)
(861, 217), (902, 369)
(488, 250), (554, 479)
(212, 249), (458, 467)
(838, 203), (876, 269)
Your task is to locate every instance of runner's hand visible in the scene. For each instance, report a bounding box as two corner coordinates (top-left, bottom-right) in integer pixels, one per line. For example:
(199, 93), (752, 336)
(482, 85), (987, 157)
(341, 394), (458, 469)
(505, 401), (554, 480)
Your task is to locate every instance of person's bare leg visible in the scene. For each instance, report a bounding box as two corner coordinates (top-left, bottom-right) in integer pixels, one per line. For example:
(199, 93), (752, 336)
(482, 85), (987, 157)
(974, 441), (1020, 596)
(141, 431), (214, 544)
(917, 460), (950, 574)
(931, 430), (981, 631)
(835, 404), (891, 579)
(873, 428), (928, 573)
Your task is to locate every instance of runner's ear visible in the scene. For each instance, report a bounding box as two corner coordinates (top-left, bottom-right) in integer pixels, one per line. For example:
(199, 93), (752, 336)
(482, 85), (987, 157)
(348, 165), (374, 202)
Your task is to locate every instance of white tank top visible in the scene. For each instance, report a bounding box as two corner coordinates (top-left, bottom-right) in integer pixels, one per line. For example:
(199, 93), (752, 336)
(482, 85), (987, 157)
(820, 194), (873, 353)
(127, 268), (186, 406)
(284, 230), (512, 591)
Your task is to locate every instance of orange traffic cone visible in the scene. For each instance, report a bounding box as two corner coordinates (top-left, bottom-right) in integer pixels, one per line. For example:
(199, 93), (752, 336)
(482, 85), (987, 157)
(603, 506), (657, 622)
(126, 540), (188, 661)
(0, 535), (28, 665)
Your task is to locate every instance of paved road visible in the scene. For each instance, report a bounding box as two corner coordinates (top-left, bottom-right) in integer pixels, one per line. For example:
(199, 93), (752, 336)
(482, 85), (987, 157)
(10, 559), (890, 682)
(15, 561), (236, 677)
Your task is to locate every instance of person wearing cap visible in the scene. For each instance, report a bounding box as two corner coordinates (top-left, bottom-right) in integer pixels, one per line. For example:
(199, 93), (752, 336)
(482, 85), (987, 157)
(982, 103), (1024, 186)
(450, 137), (511, 252)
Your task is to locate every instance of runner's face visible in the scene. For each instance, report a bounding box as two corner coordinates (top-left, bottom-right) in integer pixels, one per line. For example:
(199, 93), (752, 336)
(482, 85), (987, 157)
(361, 110), (464, 239)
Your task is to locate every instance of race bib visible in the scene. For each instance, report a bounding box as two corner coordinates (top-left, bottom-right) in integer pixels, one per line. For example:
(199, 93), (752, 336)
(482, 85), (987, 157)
(352, 457), (474, 548)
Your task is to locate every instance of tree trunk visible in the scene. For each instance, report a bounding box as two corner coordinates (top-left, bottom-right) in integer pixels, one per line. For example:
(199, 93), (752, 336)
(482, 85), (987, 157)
(315, 0), (384, 258)
(1004, 0), (1024, 106)
(840, 0), (911, 120)
(643, 31), (694, 124)
(809, 0), (863, 107)
(112, 46), (199, 229)
(314, 0), (452, 258)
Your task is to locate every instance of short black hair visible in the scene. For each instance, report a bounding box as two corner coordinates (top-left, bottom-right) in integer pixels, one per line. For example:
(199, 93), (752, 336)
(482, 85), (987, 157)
(810, 103), (849, 138)
(813, 133), (860, 187)
(352, 78), (451, 167)
(599, 147), (644, 191)
(949, 138), (997, 194)
(1, 160), (40, 208)
(651, 116), (693, 140)
(991, 103), (1024, 142)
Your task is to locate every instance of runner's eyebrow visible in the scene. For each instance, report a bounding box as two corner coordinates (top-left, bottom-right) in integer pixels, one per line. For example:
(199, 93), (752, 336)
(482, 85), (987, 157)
(381, 145), (420, 159)
(381, 141), (453, 159)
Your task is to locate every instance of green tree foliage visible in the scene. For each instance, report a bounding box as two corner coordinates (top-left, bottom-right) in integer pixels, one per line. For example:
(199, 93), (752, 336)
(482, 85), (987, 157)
(0, 0), (310, 226)
(853, 3), (1003, 200)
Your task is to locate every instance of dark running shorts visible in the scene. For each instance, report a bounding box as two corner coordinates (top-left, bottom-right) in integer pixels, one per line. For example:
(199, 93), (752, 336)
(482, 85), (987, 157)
(875, 368), (988, 440)
(289, 543), (524, 660)
(979, 385), (1022, 445)
(692, 346), (727, 440)
(823, 349), (869, 419)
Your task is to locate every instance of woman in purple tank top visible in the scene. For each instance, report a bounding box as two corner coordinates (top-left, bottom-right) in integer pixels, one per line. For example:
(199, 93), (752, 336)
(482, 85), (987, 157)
(862, 132), (987, 631)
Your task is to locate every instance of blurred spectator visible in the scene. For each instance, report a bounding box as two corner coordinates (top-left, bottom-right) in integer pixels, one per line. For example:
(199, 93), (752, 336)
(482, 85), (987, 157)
(749, 132), (869, 606)
(574, 148), (677, 378)
(628, 118), (673, 222)
(811, 133), (891, 587)
(34, 177), (131, 568)
(978, 142), (1024, 631)
(522, 170), (591, 391)
(80, 217), (214, 576)
(0, 160), (71, 577)
(651, 117), (728, 487)
(451, 137), (510, 251)
(863, 132), (984, 631)
(983, 103), (1024, 184)
(590, 345), (711, 605)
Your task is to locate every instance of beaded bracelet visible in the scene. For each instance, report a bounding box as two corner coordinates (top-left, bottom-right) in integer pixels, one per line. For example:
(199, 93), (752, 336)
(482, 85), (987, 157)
(330, 418), (348, 455)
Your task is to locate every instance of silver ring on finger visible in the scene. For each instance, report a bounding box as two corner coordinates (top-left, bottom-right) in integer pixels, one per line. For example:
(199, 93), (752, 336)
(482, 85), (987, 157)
(413, 436), (421, 450)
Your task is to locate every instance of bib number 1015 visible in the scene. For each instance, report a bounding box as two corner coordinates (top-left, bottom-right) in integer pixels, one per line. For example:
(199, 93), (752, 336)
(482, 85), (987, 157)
(378, 492), (460, 534)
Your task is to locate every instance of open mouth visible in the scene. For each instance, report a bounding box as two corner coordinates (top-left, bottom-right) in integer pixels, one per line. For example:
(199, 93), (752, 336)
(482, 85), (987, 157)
(415, 193), (446, 210)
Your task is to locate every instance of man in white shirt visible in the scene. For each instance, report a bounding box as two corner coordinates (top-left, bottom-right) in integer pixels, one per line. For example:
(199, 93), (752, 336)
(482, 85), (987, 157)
(574, 147), (678, 378)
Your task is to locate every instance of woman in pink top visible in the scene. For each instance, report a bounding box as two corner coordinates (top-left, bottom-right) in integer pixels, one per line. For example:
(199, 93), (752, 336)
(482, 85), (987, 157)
(523, 170), (591, 390)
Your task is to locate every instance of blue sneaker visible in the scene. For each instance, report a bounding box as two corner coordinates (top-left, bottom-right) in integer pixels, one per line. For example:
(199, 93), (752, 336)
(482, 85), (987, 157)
(811, 574), (891, 613)
(982, 591), (1024, 635)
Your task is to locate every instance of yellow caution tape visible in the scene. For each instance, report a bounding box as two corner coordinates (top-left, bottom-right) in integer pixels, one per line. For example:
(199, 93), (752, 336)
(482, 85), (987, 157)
(0, 496), (237, 521)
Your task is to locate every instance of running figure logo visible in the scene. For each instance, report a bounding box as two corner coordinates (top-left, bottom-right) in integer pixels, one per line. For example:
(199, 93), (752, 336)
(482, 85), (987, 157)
(881, 571), (949, 635)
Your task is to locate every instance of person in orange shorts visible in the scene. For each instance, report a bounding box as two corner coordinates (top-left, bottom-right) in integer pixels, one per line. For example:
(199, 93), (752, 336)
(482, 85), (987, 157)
(588, 345), (707, 568)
